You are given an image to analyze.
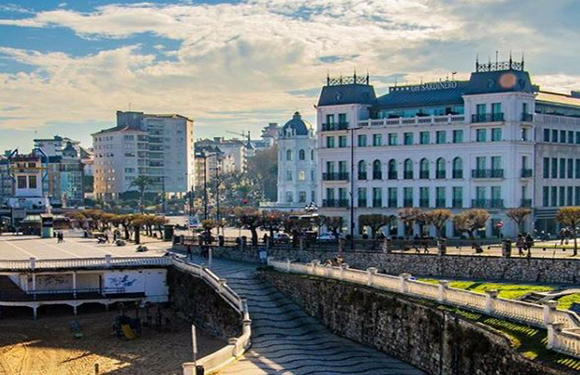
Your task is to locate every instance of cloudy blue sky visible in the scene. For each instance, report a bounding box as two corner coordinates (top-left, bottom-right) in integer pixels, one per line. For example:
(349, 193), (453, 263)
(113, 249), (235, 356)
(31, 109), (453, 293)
(0, 0), (579, 150)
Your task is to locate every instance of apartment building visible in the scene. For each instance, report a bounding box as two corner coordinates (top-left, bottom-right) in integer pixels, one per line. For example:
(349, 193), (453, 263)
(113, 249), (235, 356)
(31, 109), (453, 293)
(316, 59), (580, 238)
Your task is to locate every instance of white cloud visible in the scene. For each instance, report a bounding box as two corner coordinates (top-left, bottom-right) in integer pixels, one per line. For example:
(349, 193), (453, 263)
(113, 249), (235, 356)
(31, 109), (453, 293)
(0, 0), (578, 143)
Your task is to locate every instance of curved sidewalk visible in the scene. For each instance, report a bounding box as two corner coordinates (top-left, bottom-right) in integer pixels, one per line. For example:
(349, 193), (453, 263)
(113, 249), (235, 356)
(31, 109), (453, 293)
(188, 255), (424, 375)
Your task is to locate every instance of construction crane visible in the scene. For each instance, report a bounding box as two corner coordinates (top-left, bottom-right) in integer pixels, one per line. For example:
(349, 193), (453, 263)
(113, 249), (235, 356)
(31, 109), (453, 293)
(226, 130), (251, 142)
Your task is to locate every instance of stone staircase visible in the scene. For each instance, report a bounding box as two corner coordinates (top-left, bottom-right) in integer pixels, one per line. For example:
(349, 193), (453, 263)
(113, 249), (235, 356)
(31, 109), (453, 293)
(190, 256), (424, 375)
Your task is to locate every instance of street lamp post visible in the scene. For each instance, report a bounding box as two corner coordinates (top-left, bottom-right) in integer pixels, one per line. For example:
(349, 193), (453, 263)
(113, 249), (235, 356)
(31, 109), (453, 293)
(349, 126), (361, 250)
(215, 164), (221, 235)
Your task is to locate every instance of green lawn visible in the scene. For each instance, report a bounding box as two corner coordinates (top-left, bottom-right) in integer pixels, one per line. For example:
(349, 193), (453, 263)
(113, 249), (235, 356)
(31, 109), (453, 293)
(557, 293), (580, 310)
(419, 279), (555, 300)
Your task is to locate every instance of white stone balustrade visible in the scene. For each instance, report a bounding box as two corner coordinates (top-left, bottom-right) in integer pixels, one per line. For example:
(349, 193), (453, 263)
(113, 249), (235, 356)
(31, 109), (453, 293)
(267, 258), (580, 359)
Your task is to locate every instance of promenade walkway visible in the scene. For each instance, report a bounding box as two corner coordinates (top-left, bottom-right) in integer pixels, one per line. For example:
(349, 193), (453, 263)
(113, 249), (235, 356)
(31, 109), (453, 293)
(187, 255), (424, 375)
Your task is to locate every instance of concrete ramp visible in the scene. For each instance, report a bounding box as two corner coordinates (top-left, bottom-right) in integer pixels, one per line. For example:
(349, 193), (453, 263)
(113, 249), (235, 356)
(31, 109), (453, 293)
(191, 257), (424, 375)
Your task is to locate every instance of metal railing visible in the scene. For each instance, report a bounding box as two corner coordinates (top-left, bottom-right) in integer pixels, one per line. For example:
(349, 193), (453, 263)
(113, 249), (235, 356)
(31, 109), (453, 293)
(358, 114), (465, 128)
(321, 123), (349, 131)
(322, 199), (349, 208)
(472, 169), (504, 178)
(322, 172), (349, 181)
(521, 169), (533, 178)
(0, 256), (172, 271)
(471, 113), (504, 123)
(268, 258), (580, 359)
(471, 199), (504, 209)
(521, 113), (534, 122)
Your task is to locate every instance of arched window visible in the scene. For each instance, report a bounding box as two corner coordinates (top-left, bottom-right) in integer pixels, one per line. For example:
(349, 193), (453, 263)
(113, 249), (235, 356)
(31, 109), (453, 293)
(388, 159), (397, 180)
(286, 150), (292, 161)
(299, 149), (305, 160)
(373, 160), (382, 180)
(420, 158), (429, 179)
(358, 160), (367, 180)
(452, 157), (463, 179)
(436, 157), (446, 179)
(404, 159), (413, 179)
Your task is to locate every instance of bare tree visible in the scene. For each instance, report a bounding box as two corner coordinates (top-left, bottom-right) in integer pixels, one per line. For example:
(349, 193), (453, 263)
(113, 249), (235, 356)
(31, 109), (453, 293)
(322, 216), (343, 239)
(359, 214), (394, 239)
(555, 207), (580, 256)
(424, 209), (453, 239)
(398, 208), (425, 239)
(506, 207), (532, 236)
(453, 209), (490, 252)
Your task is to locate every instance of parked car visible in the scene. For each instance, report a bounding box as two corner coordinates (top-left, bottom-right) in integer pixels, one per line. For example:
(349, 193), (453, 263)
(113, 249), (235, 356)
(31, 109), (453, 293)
(273, 233), (291, 244)
(318, 233), (338, 242)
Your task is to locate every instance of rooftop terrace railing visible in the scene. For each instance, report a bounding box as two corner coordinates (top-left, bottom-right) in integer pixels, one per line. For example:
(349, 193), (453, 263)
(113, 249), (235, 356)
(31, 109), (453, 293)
(358, 114), (465, 128)
(268, 258), (580, 359)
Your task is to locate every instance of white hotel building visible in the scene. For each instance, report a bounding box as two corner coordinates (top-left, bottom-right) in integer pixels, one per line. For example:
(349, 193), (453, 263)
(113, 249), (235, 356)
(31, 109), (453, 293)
(316, 59), (580, 238)
(93, 111), (195, 201)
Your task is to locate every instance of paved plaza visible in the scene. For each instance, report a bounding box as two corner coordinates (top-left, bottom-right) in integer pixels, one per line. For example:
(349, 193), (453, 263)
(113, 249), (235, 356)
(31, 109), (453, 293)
(0, 231), (169, 261)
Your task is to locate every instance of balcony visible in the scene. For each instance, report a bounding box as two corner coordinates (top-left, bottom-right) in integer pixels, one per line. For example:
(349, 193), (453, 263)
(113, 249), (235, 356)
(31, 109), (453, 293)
(419, 171), (429, 179)
(323, 172), (349, 181)
(436, 170), (446, 179)
(358, 172), (367, 180)
(403, 199), (413, 207)
(373, 172), (382, 180)
(387, 199), (397, 208)
(358, 199), (367, 207)
(521, 169), (533, 178)
(388, 171), (398, 180)
(521, 113), (534, 122)
(452, 170), (463, 179)
(452, 199), (463, 208)
(419, 199), (430, 208)
(323, 199), (349, 208)
(321, 122), (349, 131)
(521, 199), (532, 207)
(435, 199), (446, 208)
(372, 199), (382, 208)
(471, 199), (504, 208)
(471, 113), (504, 123)
(357, 114), (465, 128)
(471, 169), (504, 179)
(404, 171), (413, 180)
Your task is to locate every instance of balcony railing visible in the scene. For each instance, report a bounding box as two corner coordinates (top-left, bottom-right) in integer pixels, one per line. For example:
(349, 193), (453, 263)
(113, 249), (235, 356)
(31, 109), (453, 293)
(358, 172), (367, 180)
(372, 199), (382, 208)
(471, 113), (504, 123)
(387, 199), (397, 208)
(373, 172), (382, 180)
(404, 171), (413, 180)
(452, 170), (463, 179)
(321, 122), (349, 131)
(388, 171), (398, 180)
(521, 113), (534, 122)
(471, 199), (504, 208)
(521, 199), (532, 207)
(323, 172), (349, 181)
(419, 199), (430, 208)
(403, 199), (413, 207)
(322, 199), (349, 208)
(521, 169), (533, 178)
(436, 170), (446, 179)
(357, 114), (465, 128)
(435, 199), (446, 208)
(452, 199), (463, 208)
(358, 199), (367, 207)
(471, 169), (504, 178)
(419, 171), (429, 179)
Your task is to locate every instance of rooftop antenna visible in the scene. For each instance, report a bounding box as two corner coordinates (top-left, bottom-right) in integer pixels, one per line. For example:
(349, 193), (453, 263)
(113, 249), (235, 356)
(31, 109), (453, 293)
(476, 53), (479, 71)
(522, 51), (525, 70)
(509, 50), (513, 68)
(495, 50), (499, 65)
(366, 69), (369, 84)
(326, 70), (330, 86)
(353, 68), (357, 82)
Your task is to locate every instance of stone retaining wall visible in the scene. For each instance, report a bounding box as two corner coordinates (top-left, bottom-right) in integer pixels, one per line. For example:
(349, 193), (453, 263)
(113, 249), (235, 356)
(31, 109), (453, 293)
(167, 267), (241, 341)
(259, 270), (569, 375)
(177, 244), (580, 284)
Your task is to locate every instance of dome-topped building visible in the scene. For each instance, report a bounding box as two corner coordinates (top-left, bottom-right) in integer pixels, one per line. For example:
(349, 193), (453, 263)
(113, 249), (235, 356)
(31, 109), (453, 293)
(274, 112), (317, 210)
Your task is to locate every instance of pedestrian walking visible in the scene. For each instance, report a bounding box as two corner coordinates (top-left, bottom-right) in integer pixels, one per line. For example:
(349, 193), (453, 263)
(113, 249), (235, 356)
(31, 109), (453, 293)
(516, 235), (524, 255)
(187, 244), (192, 259)
(525, 233), (534, 256)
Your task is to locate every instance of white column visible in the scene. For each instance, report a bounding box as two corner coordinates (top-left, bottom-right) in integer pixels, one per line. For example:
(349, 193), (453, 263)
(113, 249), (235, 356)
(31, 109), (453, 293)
(485, 290), (499, 315)
(543, 301), (558, 326)
(366, 267), (378, 287)
(72, 272), (77, 298)
(32, 273), (36, 299)
(399, 273), (411, 294)
(438, 280), (450, 303)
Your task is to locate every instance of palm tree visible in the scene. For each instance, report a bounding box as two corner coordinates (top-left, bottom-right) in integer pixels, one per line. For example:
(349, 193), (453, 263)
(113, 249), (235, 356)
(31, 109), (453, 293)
(130, 175), (154, 213)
